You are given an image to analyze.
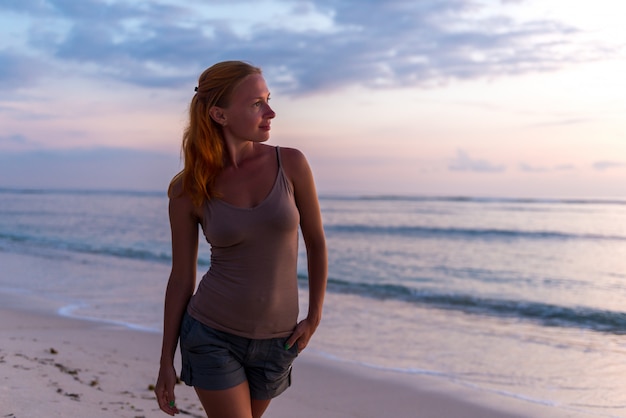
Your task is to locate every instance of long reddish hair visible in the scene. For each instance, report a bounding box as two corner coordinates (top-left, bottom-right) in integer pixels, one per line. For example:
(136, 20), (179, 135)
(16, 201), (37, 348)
(169, 61), (262, 206)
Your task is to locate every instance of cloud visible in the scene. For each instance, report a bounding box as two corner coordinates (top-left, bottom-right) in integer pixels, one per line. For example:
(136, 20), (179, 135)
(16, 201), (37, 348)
(0, 134), (29, 144)
(449, 149), (506, 173)
(0, 133), (43, 151)
(0, 50), (44, 90)
(519, 163), (576, 172)
(592, 161), (626, 171)
(0, 0), (614, 95)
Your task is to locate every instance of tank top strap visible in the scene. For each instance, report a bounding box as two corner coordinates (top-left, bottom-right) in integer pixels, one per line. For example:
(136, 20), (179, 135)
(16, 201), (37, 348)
(275, 146), (282, 169)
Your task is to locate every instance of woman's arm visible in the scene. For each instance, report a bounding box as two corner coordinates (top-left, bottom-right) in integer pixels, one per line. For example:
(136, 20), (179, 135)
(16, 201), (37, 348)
(155, 184), (199, 415)
(283, 148), (328, 351)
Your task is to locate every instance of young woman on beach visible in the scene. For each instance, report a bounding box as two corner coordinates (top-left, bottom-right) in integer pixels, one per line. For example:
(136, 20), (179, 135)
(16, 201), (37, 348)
(154, 61), (327, 418)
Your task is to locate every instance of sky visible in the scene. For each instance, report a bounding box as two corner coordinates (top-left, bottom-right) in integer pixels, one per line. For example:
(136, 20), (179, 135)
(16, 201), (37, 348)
(1, 0), (625, 198)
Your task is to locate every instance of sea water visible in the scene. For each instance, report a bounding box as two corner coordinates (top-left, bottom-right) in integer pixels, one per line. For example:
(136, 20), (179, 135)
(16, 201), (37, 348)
(1, 188), (625, 417)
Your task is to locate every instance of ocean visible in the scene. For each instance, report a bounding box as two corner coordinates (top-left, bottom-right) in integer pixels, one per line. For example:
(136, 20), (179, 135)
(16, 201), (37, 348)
(1, 188), (625, 417)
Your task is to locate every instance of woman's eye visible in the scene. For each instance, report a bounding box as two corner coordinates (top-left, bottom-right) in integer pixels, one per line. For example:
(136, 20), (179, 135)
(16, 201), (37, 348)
(254, 97), (270, 107)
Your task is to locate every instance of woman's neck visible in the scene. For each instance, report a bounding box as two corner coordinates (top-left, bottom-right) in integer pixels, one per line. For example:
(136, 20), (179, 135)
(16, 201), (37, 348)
(224, 141), (254, 168)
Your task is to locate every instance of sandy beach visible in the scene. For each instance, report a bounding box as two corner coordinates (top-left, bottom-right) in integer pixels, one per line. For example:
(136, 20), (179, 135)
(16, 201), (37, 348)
(0, 292), (591, 418)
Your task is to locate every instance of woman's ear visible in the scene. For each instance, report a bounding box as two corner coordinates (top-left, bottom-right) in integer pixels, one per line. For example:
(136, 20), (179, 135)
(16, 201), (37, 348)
(209, 106), (227, 126)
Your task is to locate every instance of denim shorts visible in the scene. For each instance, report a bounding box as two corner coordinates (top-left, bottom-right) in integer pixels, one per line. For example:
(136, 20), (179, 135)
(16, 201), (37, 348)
(179, 312), (299, 400)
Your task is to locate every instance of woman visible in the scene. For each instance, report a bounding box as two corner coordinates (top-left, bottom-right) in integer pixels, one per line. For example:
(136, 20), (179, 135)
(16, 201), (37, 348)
(154, 61), (327, 418)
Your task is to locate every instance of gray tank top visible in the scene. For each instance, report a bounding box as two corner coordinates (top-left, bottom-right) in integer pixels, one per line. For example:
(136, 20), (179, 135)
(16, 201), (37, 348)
(187, 147), (300, 339)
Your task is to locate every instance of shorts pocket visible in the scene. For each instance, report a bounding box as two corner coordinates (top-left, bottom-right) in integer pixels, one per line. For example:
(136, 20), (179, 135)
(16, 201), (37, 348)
(179, 312), (199, 350)
(263, 338), (298, 387)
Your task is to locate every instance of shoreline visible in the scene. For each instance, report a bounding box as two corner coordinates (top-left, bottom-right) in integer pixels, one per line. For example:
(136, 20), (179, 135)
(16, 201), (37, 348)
(0, 291), (591, 418)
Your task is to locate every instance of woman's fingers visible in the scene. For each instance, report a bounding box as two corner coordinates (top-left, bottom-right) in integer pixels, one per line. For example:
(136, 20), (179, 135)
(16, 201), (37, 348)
(155, 367), (180, 415)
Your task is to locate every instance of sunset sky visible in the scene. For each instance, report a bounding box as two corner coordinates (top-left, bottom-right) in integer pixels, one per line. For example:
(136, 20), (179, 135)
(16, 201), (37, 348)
(1, 0), (625, 197)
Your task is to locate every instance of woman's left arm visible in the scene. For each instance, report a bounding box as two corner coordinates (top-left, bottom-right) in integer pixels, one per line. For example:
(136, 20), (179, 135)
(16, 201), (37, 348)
(283, 147), (328, 352)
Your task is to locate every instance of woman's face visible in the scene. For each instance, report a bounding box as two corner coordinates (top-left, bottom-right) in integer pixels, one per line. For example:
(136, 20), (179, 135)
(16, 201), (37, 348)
(220, 73), (275, 144)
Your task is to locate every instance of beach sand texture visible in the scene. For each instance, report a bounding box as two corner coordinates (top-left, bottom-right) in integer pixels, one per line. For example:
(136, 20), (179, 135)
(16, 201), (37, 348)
(1, 295), (591, 418)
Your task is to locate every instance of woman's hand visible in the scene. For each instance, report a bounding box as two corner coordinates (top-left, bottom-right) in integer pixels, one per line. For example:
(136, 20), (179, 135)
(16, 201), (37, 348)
(286, 316), (319, 353)
(155, 364), (180, 416)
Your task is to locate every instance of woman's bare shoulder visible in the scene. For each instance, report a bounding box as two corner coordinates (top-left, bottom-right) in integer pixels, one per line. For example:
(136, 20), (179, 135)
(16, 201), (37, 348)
(279, 147), (308, 170)
(278, 146), (304, 157)
(168, 172), (184, 197)
(167, 172), (201, 218)
(278, 146), (316, 194)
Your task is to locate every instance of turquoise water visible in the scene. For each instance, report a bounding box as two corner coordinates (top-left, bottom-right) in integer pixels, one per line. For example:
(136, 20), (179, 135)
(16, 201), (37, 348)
(1, 189), (626, 417)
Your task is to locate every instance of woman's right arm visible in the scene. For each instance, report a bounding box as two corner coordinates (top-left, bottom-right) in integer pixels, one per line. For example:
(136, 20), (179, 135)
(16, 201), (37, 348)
(155, 188), (199, 415)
